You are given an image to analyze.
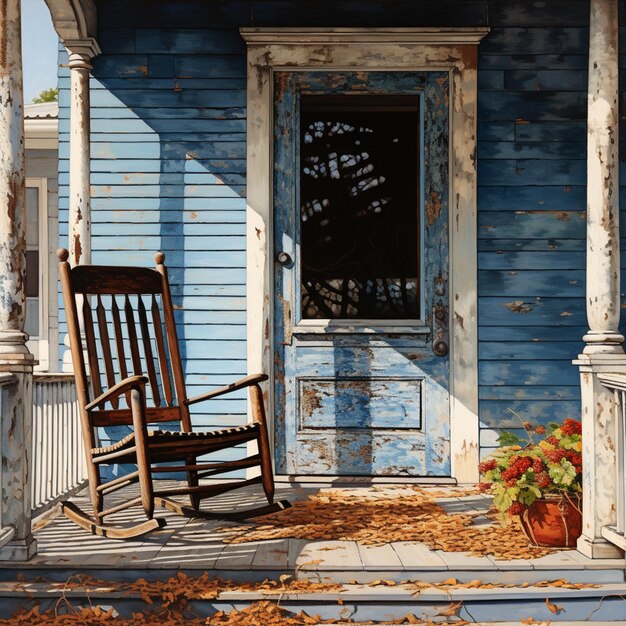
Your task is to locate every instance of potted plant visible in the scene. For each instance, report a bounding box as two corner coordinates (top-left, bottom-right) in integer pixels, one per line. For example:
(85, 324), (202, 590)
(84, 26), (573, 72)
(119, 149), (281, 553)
(478, 416), (583, 548)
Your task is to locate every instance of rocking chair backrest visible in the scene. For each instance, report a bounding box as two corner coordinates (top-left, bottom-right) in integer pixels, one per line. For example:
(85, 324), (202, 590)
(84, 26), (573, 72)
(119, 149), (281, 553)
(57, 249), (192, 438)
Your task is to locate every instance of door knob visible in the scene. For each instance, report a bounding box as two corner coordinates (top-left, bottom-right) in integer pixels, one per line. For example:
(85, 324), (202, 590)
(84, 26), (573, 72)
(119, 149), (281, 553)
(276, 252), (292, 266)
(433, 340), (449, 357)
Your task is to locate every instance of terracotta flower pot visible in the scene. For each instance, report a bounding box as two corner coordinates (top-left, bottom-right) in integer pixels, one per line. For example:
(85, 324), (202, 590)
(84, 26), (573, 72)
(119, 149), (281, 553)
(519, 494), (582, 548)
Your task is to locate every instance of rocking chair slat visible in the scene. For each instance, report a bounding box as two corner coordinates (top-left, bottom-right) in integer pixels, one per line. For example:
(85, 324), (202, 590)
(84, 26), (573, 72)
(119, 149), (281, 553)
(124, 295), (143, 376)
(154, 475), (263, 498)
(57, 248), (287, 539)
(111, 296), (129, 382)
(150, 456), (260, 474)
(92, 429), (258, 464)
(96, 295), (118, 408)
(195, 455), (261, 479)
(151, 295), (173, 407)
(137, 296), (161, 407)
(100, 495), (144, 517)
(96, 470), (139, 492)
(100, 474), (140, 496)
(90, 405), (181, 427)
(82, 296), (103, 404)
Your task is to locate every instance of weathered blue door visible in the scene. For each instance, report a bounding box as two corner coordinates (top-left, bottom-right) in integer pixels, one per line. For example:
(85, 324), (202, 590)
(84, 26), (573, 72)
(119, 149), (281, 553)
(273, 71), (450, 476)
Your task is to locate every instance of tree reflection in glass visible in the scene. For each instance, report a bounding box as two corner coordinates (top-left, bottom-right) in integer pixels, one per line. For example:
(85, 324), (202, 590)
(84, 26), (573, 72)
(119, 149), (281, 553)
(300, 95), (421, 320)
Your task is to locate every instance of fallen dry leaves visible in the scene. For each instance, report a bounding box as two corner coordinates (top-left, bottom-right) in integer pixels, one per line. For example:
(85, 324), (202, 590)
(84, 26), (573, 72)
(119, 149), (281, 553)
(0, 602), (471, 626)
(371, 577), (597, 593)
(22, 572), (344, 605)
(222, 486), (552, 559)
(0, 572), (599, 626)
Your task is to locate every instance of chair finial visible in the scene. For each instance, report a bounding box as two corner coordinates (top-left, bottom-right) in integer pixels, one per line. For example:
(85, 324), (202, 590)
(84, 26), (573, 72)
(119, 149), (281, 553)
(155, 251), (165, 265)
(57, 248), (69, 263)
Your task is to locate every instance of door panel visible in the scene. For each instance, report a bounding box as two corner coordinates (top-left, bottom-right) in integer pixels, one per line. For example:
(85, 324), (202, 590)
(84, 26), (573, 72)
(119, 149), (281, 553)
(273, 71), (450, 476)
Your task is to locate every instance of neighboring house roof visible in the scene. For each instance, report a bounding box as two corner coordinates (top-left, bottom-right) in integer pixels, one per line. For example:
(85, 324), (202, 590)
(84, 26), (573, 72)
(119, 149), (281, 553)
(25, 101), (58, 120)
(25, 102), (58, 149)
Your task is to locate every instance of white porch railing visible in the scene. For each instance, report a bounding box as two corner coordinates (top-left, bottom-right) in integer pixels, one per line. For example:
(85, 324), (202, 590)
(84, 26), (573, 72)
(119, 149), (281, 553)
(0, 373), (18, 550)
(597, 373), (626, 551)
(31, 373), (86, 516)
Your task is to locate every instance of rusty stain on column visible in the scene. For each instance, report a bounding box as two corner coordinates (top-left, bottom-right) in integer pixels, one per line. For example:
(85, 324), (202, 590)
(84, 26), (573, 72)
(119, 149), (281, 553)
(584, 0), (623, 353)
(68, 50), (92, 267)
(0, 0), (28, 351)
(0, 0), (36, 561)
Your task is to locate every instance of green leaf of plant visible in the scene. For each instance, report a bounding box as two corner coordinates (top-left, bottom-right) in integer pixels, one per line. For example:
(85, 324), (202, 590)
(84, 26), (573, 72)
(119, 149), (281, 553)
(497, 431), (525, 447)
(518, 489), (539, 506)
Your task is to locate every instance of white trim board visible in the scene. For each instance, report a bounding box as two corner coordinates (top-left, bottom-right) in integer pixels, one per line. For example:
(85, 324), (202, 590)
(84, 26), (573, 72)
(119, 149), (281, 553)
(242, 28), (487, 483)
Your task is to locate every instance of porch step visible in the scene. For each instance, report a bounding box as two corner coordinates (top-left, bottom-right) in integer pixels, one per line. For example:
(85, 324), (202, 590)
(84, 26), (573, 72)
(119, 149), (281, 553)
(0, 581), (625, 622)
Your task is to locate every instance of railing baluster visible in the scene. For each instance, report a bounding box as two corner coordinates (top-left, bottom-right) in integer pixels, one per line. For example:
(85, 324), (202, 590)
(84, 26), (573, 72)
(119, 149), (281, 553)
(620, 390), (626, 535)
(597, 374), (626, 550)
(30, 375), (88, 516)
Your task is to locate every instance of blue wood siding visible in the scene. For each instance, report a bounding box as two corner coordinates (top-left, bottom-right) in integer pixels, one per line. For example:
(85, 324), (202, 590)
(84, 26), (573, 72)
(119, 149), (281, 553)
(55, 0), (626, 464)
(476, 4), (589, 450)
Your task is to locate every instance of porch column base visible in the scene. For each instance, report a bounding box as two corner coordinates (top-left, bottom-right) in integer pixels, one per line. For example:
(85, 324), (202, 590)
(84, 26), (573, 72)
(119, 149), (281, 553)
(575, 353), (626, 559)
(0, 534), (36, 561)
(577, 534), (624, 559)
(0, 361), (36, 561)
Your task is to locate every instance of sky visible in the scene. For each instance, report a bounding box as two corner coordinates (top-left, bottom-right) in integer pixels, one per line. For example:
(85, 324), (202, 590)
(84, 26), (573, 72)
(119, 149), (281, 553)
(22, 0), (59, 103)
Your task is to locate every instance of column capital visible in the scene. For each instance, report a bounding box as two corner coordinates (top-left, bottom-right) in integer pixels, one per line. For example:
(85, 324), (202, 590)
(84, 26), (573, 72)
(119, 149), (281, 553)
(65, 37), (101, 69)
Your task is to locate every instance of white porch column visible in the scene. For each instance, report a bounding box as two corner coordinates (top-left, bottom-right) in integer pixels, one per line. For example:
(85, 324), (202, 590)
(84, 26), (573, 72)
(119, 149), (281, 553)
(0, 0), (37, 560)
(576, 0), (625, 558)
(62, 40), (99, 372)
(66, 40), (99, 266)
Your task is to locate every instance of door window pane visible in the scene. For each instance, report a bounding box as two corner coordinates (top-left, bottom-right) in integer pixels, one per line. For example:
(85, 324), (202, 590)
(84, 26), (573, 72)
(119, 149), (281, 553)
(25, 186), (39, 337)
(300, 95), (420, 320)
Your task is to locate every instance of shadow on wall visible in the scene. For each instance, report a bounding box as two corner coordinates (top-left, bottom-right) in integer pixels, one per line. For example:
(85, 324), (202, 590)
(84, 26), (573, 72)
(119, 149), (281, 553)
(77, 44), (248, 477)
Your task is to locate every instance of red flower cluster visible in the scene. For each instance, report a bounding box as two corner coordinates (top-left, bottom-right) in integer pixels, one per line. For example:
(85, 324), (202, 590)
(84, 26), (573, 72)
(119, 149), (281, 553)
(535, 425), (546, 435)
(535, 471), (551, 488)
(545, 448), (567, 463)
(532, 457), (544, 474)
(561, 418), (582, 436)
(544, 448), (582, 474)
(501, 455), (532, 486)
(508, 501), (527, 516)
(478, 459), (497, 474)
(546, 435), (559, 446)
(478, 482), (492, 492)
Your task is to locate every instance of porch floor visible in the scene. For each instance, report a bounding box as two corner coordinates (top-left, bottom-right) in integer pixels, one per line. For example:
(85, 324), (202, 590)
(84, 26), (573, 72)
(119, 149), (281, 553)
(3, 483), (624, 585)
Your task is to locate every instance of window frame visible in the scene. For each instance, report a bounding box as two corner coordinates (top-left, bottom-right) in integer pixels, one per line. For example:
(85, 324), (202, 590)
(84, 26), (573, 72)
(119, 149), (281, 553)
(25, 177), (50, 371)
(296, 91), (425, 326)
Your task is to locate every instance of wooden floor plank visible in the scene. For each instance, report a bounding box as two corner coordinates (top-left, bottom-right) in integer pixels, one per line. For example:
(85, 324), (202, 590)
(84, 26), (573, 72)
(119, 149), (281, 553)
(529, 551), (585, 570)
(487, 555), (534, 571)
(358, 543), (403, 570)
(251, 538), (290, 570)
(295, 541), (363, 571)
(215, 541), (260, 570)
(391, 542), (448, 570)
(436, 550), (496, 570)
(148, 517), (226, 569)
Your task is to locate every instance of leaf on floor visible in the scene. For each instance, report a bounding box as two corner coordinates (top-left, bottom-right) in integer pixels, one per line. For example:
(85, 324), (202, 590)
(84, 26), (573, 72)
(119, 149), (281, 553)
(545, 597), (565, 614)
(219, 486), (552, 560)
(436, 601), (463, 617)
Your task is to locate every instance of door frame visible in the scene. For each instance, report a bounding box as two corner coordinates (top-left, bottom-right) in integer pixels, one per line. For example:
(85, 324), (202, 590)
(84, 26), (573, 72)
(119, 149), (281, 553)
(241, 27), (489, 483)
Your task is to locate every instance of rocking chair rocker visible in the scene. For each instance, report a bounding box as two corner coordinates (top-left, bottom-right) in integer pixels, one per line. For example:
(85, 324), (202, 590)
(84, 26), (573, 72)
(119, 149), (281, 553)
(58, 248), (290, 539)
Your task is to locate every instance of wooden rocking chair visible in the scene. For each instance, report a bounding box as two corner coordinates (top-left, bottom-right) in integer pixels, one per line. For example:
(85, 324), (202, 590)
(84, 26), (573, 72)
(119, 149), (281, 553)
(58, 248), (289, 539)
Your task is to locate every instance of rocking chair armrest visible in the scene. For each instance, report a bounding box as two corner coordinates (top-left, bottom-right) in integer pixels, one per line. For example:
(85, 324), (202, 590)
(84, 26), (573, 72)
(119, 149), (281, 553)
(184, 373), (269, 405)
(85, 375), (149, 411)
